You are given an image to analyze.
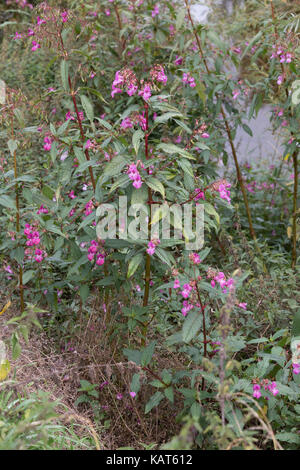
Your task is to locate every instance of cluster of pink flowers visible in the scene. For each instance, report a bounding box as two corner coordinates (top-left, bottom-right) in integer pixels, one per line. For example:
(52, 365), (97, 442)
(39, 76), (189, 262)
(84, 200), (94, 216)
(210, 272), (234, 293)
(150, 64), (168, 85)
(246, 181), (275, 193)
(43, 136), (52, 151)
(217, 182), (231, 204)
(189, 252), (201, 265)
(146, 239), (160, 256)
(24, 224), (47, 263)
(173, 278), (195, 316)
(24, 224), (40, 246)
(253, 380), (279, 399)
(127, 163), (143, 189)
(87, 240), (106, 266)
(121, 116), (133, 129)
(271, 45), (292, 64)
(182, 72), (196, 88)
(111, 65), (167, 100)
(37, 204), (49, 215)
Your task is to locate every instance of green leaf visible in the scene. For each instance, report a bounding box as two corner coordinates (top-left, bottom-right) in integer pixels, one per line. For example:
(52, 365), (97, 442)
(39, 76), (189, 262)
(103, 155), (127, 179)
(80, 95), (94, 123)
(22, 270), (34, 285)
(0, 195), (16, 210)
(182, 310), (201, 343)
(146, 177), (165, 198)
(127, 253), (143, 278)
(141, 341), (156, 366)
(145, 391), (164, 414)
(164, 387), (174, 403)
(157, 143), (195, 160)
(132, 129), (144, 154)
(79, 285), (90, 303)
(205, 203), (220, 225)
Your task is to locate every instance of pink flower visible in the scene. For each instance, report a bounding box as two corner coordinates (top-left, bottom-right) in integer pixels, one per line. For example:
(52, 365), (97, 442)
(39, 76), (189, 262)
(139, 84), (152, 101)
(253, 383), (261, 399)
(174, 55), (183, 65)
(181, 283), (192, 299)
(292, 363), (300, 375)
(68, 190), (76, 199)
(277, 75), (283, 85)
(31, 40), (41, 51)
(152, 4), (159, 17)
(121, 117), (133, 129)
(173, 278), (180, 289)
(36, 16), (46, 26)
(43, 136), (52, 151)
(130, 391), (136, 398)
(238, 302), (247, 310)
(61, 11), (68, 22)
(194, 189), (205, 201)
(268, 381), (279, 396)
(146, 241), (156, 256)
(232, 89), (240, 100)
(182, 72), (196, 88)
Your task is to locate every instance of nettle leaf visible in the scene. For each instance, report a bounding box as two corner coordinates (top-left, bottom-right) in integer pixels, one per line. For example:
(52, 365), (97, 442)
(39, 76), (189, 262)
(103, 155), (127, 179)
(132, 129), (144, 154)
(141, 341), (156, 366)
(145, 391), (164, 414)
(157, 143), (195, 160)
(146, 177), (165, 198)
(205, 203), (220, 225)
(0, 195), (16, 210)
(154, 112), (183, 124)
(80, 95), (94, 123)
(127, 253), (143, 278)
(22, 270), (35, 285)
(182, 310), (202, 343)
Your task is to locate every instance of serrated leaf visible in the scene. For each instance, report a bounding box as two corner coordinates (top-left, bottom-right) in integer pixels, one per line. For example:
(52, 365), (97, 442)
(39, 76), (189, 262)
(182, 310), (201, 343)
(127, 253), (143, 278)
(80, 95), (94, 123)
(145, 391), (164, 414)
(146, 177), (165, 198)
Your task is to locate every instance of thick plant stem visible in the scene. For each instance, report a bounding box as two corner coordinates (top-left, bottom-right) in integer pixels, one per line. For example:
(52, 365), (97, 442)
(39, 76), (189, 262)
(292, 151), (298, 269)
(184, 0), (257, 242)
(11, 119), (24, 312)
